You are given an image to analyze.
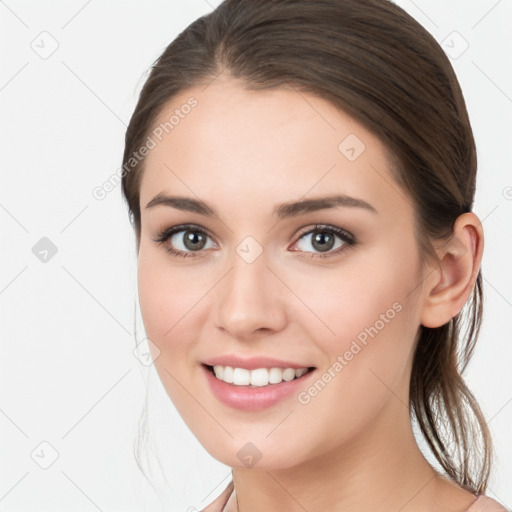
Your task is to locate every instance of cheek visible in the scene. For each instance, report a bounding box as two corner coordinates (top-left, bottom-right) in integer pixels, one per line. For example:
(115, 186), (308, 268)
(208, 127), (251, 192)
(288, 244), (421, 400)
(137, 256), (170, 342)
(137, 251), (209, 415)
(289, 248), (418, 347)
(288, 275), (419, 456)
(137, 249), (203, 361)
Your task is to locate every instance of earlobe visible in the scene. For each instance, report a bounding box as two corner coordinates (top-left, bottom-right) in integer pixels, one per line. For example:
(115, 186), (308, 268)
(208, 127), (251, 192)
(420, 212), (484, 328)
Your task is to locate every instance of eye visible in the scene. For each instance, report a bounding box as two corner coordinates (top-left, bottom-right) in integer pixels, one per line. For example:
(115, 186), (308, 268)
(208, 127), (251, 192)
(290, 224), (356, 259)
(153, 223), (356, 260)
(152, 224), (217, 258)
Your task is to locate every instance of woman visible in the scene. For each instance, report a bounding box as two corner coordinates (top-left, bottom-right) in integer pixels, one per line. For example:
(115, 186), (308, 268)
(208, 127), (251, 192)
(121, 0), (509, 510)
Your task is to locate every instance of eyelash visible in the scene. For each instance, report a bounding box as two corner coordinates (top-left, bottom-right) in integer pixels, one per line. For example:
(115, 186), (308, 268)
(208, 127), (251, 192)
(152, 223), (357, 260)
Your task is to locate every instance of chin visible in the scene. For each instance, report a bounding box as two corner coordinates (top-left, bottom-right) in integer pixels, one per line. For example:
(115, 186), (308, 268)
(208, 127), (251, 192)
(197, 434), (309, 471)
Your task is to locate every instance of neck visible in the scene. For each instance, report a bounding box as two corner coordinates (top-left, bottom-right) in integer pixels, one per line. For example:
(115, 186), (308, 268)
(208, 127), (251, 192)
(227, 399), (473, 512)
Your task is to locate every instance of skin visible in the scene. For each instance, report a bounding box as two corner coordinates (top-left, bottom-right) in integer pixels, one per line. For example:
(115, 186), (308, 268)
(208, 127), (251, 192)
(136, 74), (484, 511)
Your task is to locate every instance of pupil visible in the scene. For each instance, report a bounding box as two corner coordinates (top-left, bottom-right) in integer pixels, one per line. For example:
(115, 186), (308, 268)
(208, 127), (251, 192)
(313, 231), (334, 252)
(184, 231), (205, 250)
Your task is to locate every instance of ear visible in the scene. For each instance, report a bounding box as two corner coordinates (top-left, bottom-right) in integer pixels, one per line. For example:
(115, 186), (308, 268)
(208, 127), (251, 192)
(420, 212), (484, 328)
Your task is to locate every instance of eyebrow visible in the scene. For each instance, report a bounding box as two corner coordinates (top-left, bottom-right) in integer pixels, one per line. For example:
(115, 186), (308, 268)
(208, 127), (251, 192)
(145, 193), (378, 218)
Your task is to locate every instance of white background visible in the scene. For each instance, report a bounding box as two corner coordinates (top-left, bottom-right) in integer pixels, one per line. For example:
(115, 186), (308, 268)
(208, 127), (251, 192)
(0, 1), (511, 510)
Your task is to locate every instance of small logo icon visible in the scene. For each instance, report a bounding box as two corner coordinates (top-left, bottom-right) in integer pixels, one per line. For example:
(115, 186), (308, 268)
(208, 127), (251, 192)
(32, 237), (58, 263)
(236, 442), (262, 468)
(441, 31), (469, 59)
(30, 441), (59, 469)
(236, 236), (263, 264)
(338, 134), (366, 161)
(30, 31), (59, 60)
(133, 338), (160, 366)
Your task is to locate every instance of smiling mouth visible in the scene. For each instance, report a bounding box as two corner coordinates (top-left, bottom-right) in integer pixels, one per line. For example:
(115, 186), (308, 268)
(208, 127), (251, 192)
(203, 363), (316, 388)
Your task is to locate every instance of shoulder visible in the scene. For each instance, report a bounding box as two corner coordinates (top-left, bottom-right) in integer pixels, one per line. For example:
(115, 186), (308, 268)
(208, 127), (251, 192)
(201, 480), (234, 512)
(465, 495), (510, 512)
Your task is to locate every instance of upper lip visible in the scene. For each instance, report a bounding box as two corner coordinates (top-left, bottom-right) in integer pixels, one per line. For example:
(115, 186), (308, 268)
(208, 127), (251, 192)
(202, 355), (315, 370)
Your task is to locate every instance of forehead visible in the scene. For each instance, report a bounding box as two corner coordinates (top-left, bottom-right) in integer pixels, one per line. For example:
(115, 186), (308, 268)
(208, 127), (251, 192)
(139, 77), (409, 222)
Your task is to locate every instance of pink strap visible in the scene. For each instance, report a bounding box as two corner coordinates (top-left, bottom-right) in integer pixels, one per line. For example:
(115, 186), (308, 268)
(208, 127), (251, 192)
(465, 495), (509, 512)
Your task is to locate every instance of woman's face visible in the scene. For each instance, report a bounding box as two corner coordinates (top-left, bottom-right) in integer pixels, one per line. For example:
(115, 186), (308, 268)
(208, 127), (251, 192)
(137, 77), (429, 469)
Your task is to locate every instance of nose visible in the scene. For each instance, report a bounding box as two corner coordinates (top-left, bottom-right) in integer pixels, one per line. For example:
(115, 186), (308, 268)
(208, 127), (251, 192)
(213, 250), (288, 341)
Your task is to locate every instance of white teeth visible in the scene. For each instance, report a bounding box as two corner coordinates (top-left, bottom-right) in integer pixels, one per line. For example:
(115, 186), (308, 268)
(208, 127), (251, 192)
(250, 368), (269, 386)
(268, 367), (282, 384)
(212, 365), (310, 386)
(222, 366), (233, 383)
(232, 368), (250, 385)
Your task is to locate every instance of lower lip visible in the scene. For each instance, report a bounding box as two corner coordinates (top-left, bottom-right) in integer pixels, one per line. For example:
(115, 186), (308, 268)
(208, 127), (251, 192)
(201, 364), (316, 412)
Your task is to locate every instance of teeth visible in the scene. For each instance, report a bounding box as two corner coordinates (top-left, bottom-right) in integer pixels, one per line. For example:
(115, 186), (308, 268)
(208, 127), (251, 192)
(212, 365), (310, 386)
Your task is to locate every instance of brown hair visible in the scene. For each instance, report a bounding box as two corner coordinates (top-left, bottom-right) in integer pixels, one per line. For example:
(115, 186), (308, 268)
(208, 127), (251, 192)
(122, 0), (492, 493)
